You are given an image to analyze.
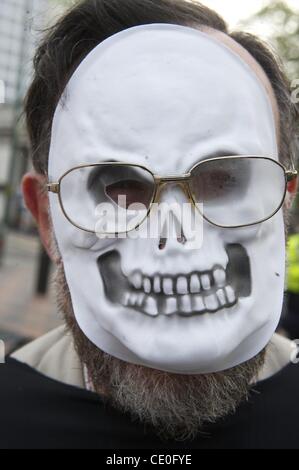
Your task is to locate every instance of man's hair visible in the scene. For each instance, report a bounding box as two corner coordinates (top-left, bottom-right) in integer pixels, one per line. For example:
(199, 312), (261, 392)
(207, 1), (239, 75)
(25, 0), (298, 174)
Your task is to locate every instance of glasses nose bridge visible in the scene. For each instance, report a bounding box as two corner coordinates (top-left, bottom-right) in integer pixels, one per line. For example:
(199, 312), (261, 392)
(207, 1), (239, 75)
(154, 174), (192, 201)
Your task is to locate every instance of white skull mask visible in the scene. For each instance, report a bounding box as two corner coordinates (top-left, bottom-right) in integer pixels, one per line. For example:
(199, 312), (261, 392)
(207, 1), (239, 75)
(49, 24), (285, 374)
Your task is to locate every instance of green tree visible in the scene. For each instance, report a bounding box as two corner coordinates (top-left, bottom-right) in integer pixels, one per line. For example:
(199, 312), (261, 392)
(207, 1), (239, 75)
(243, 0), (299, 80)
(244, 1), (299, 225)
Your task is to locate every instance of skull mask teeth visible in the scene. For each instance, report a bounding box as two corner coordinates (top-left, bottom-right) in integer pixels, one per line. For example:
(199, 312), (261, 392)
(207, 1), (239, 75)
(98, 244), (251, 317)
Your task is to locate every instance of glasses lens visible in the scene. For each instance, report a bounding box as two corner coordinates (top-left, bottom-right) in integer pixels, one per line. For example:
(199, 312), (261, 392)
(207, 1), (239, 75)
(60, 164), (155, 233)
(190, 157), (286, 227)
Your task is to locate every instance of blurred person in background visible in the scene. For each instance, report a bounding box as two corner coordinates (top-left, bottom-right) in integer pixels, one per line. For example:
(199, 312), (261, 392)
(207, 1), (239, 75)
(0, 0), (299, 450)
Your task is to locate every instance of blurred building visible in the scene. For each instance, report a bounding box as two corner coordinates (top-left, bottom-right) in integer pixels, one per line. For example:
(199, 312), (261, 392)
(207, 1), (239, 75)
(0, 0), (49, 230)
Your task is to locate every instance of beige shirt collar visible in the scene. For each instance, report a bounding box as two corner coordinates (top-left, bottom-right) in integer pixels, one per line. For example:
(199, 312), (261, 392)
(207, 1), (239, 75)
(11, 326), (295, 389)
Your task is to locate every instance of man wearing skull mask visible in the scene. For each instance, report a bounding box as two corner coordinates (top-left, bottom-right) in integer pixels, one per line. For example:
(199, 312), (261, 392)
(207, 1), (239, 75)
(0, 0), (299, 449)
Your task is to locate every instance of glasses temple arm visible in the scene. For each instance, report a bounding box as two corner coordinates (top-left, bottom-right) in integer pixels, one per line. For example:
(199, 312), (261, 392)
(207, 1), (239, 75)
(286, 170), (298, 182)
(47, 183), (60, 194)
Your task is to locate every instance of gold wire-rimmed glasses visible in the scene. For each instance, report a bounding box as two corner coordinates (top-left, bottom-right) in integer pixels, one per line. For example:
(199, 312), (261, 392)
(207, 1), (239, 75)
(47, 155), (298, 234)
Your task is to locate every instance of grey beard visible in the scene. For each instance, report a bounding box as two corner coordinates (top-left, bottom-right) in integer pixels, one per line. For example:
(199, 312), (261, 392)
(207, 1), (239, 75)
(54, 263), (266, 442)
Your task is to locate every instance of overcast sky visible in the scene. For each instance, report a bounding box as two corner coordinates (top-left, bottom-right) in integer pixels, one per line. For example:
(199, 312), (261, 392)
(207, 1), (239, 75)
(50, 1), (299, 38)
(198, 0), (298, 30)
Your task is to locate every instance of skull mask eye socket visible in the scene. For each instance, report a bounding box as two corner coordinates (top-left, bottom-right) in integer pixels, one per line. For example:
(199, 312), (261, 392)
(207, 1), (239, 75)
(88, 165), (155, 209)
(104, 179), (152, 208)
(189, 157), (286, 228)
(190, 158), (249, 203)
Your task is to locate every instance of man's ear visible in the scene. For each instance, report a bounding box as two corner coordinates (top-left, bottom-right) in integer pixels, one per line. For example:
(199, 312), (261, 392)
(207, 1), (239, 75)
(285, 175), (298, 210)
(22, 172), (60, 264)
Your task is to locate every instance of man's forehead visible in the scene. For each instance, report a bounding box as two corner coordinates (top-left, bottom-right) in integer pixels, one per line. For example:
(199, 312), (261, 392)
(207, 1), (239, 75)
(50, 24), (278, 176)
